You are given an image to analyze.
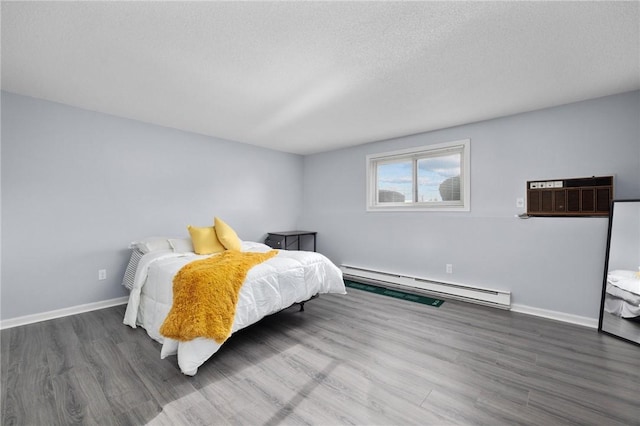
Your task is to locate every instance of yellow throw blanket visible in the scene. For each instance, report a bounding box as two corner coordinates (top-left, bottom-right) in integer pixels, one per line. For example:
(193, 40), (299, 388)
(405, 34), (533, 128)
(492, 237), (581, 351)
(160, 250), (278, 343)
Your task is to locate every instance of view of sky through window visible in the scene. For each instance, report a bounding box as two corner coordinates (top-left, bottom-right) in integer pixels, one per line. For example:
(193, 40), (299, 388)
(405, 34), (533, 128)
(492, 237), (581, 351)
(377, 153), (461, 202)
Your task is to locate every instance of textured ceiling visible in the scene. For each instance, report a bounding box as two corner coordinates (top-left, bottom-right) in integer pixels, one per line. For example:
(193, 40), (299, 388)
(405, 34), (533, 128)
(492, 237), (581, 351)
(2, 2), (639, 155)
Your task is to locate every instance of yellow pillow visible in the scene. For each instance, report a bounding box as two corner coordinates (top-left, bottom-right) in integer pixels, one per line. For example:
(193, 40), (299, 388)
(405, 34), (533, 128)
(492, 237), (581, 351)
(187, 225), (226, 255)
(214, 217), (242, 251)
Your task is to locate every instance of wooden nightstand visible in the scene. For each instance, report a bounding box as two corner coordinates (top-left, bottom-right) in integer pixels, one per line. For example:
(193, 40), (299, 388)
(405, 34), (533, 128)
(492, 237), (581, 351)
(265, 231), (317, 252)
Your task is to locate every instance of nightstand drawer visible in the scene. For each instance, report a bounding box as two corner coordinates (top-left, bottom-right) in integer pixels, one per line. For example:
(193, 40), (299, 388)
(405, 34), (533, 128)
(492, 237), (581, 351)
(264, 237), (284, 249)
(265, 231), (317, 252)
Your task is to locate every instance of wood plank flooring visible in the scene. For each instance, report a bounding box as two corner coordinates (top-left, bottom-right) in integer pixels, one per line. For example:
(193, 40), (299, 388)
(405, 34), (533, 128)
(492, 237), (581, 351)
(2, 288), (639, 425)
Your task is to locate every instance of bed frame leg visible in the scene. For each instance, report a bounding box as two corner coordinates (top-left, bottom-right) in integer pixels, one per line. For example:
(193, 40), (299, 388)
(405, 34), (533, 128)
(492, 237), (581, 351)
(296, 294), (318, 312)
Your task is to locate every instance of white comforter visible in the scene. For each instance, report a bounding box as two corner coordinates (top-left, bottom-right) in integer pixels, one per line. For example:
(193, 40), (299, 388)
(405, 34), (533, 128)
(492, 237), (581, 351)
(608, 270), (640, 296)
(123, 242), (346, 375)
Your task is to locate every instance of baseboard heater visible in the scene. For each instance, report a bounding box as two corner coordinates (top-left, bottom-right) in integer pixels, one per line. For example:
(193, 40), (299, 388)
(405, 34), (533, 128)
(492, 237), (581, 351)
(341, 265), (511, 310)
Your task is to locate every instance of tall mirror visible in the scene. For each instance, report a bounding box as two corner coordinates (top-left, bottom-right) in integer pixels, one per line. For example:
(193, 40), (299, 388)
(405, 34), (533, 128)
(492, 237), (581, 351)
(599, 199), (640, 345)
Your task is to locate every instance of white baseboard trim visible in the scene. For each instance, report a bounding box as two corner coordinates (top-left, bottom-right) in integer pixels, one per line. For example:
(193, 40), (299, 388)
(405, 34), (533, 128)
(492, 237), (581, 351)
(0, 296), (129, 330)
(0, 297), (598, 331)
(511, 303), (598, 329)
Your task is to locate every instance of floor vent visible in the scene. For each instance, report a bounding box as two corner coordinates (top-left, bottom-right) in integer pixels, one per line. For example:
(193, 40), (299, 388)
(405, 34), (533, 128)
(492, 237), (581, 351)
(341, 265), (511, 310)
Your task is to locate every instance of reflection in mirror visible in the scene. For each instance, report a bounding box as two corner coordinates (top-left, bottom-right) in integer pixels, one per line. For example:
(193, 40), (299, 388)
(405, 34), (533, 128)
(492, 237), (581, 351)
(599, 199), (640, 345)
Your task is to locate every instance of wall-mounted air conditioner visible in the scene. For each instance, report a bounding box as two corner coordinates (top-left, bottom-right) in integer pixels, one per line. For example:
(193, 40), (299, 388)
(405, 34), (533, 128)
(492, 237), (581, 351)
(527, 175), (614, 217)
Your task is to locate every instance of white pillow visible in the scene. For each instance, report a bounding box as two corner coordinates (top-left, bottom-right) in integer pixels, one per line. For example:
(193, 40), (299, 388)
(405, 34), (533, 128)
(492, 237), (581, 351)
(130, 237), (172, 254)
(169, 238), (195, 253)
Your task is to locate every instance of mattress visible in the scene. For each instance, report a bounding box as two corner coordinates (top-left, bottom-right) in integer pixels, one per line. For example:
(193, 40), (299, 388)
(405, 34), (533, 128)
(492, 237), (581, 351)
(123, 241), (346, 375)
(605, 270), (640, 319)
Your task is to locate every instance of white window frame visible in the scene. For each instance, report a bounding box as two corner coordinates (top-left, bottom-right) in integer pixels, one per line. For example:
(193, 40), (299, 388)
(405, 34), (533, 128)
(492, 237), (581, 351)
(366, 139), (470, 212)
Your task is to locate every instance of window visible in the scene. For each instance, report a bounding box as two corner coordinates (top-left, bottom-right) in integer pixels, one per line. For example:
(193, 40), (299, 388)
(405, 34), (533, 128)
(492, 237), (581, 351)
(366, 139), (470, 211)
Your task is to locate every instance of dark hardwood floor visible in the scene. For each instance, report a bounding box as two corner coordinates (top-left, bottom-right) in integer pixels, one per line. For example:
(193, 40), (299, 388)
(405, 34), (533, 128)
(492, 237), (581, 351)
(2, 288), (639, 425)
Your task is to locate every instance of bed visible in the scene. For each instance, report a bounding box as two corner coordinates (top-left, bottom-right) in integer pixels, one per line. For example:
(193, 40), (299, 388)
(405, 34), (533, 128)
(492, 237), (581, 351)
(122, 239), (346, 375)
(604, 269), (640, 319)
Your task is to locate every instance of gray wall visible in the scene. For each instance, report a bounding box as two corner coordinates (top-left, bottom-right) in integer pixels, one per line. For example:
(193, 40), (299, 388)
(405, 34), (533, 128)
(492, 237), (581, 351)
(300, 91), (640, 319)
(2, 90), (638, 322)
(607, 201), (640, 272)
(1, 92), (303, 320)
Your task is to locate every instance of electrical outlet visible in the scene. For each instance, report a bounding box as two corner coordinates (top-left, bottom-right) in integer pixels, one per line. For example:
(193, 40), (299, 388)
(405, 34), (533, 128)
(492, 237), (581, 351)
(516, 197), (524, 208)
(446, 264), (453, 274)
(98, 269), (107, 280)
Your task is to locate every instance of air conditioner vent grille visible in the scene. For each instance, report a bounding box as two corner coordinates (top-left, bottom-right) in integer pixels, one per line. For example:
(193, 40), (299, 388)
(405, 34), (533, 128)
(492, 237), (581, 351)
(527, 175), (613, 217)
